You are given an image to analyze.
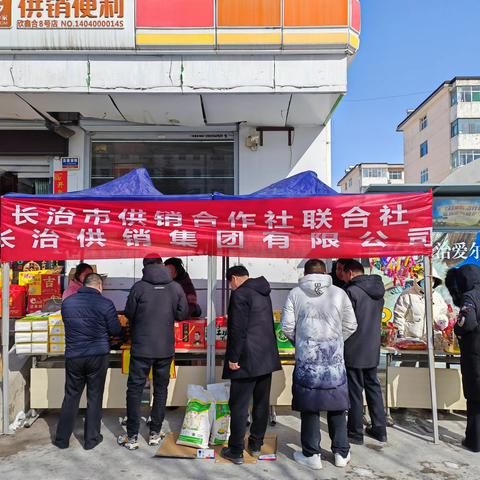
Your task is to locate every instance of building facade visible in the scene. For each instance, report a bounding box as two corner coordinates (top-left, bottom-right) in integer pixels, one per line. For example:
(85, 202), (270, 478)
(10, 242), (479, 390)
(0, 0), (361, 300)
(337, 163), (404, 193)
(398, 77), (480, 185)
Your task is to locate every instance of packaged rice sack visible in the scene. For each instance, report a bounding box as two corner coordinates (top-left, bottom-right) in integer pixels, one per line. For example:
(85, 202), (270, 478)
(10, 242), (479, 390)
(177, 385), (214, 449)
(207, 383), (231, 446)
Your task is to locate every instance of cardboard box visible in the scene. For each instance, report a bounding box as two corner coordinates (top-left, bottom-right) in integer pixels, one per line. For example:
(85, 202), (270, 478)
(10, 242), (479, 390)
(15, 332), (32, 343)
(16, 344), (32, 354)
(19, 270), (59, 296)
(49, 343), (65, 353)
(215, 316), (228, 350)
(31, 320), (48, 331)
(41, 274), (61, 295)
(15, 319), (32, 332)
(28, 294), (61, 314)
(49, 325), (65, 335)
(32, 331), (49, 342)
(49, 335), (65, 344)
(31, 343), (48, 354)
(175, 319), (206, 350)
(0, 285), (27, 318)
(48, 312), (63, 326)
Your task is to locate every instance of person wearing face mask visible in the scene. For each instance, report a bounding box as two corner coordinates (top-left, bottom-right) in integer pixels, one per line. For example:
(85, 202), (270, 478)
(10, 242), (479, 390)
(393, 269), (449, 341)
(445, 265), (480, 453)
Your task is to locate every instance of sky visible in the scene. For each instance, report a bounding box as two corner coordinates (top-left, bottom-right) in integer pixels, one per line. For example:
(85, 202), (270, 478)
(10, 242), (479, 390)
(331, 0), (480, 186)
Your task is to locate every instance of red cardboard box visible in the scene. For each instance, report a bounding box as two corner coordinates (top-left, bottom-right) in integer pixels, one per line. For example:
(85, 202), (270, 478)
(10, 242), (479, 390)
(175, 319), (206, 350)
(27, 294), (61, 314)
(41, 274), (61, 295)
(215, 316), (228, 350)
(0, 285), (27, 318)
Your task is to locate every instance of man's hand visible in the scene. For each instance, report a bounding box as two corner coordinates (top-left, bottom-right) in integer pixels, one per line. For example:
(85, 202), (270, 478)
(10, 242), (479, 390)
(229, 361), (240, 371)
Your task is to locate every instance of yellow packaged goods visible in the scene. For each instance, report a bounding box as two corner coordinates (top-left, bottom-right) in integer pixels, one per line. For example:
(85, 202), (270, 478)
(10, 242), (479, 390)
(48, 313), (63, 326)
(15, 332), (32, 343)
(32, 332), (49, 342)
(49, 335), (65, 344)
(31, 320), (48, 331)
(49, 343), (65, 353)
(15, 320), (32, 332)
(31, 343), (48, 354)
(49, 325), (65, 335)
(16, 344), (32, 354)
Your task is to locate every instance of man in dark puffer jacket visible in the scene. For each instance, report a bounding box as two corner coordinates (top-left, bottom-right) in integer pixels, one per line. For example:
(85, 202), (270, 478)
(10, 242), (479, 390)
(119, 255), (188, 451)
(55, 273), (121, 450)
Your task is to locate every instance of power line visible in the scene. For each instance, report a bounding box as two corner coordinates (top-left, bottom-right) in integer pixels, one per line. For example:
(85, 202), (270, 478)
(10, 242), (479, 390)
(344, 90), (432, 103)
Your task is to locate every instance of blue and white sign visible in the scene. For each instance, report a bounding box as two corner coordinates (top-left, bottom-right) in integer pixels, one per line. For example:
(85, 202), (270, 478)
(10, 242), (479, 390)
(61, 157), (80, 170)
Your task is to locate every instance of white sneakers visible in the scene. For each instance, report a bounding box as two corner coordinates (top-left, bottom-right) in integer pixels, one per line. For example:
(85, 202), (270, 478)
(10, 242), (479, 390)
(293, 450), (351, 470)
(334, 451), (351, 468)
(293, 451), (323, 470)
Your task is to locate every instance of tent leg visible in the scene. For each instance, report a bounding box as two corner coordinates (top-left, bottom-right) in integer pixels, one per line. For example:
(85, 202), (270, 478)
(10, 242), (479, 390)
(206, 256), (217, 386)
(423, 256), (439, 444)
(2, 262), (11, 435)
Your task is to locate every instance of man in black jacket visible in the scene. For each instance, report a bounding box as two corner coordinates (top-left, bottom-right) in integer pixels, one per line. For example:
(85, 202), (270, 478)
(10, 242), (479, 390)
(118, 255), (188, 450)
(55, 273), (121, 450)
(221, 265), (281, 464)
(343, 259), (387, 445)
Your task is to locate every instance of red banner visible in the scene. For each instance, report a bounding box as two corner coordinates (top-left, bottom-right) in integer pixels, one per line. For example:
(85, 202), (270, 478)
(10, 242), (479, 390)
(0, 193), (432, 261)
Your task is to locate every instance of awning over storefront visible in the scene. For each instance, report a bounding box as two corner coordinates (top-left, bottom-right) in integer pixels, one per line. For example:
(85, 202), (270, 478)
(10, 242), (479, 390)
(1, 169), (433, 261)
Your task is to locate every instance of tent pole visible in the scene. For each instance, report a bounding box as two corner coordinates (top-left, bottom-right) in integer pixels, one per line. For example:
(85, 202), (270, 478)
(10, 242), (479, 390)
(423, 255), (439, 444)
(2, 262), (11, 435)
(206, 256), (217, 385)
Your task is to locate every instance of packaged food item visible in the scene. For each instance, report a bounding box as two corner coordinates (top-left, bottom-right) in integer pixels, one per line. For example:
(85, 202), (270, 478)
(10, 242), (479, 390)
(15, 332), (32, 343)
(31, 320), (48, 331)
(0, 285), (27, 318)
(215, 316), (228, 350)
(31, 343), (48, 354)
(274, 322), (295, 353)
(49, 335), (65, 344)
(16, 344), (32, 354)
(177, 385), (214, 449)
(49, 325), (65, 335)
(49, 343), (65, 353)
(32, 331), (48, 342)
(15, 319), (32, 332)
(395, 338), (427, 350)
(381, 323), (398, 347)
(48, 312), (63, 326)
(174, 319), (206, 350)
(207, 383), (231, 446)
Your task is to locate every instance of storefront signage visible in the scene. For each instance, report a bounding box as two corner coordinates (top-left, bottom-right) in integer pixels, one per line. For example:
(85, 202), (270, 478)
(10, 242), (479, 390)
(433, 197), (480, 229)
(61, 157), (79, 169)
(0, 192), (432, 261)
(0, 0), (134, 49)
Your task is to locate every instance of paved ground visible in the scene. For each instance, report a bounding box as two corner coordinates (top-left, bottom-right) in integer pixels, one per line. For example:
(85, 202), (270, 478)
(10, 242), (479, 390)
(1, 407), (479, 480)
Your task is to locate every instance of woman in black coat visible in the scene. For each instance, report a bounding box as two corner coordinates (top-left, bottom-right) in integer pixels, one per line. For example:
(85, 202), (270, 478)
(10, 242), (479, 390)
(446, 264), (480, 452)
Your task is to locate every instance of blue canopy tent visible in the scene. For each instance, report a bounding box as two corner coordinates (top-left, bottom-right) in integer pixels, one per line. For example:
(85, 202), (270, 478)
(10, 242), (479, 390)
(1, 167), (338, 434)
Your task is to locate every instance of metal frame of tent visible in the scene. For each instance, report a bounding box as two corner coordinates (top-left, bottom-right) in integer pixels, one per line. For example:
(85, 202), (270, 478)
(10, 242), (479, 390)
(1, 169), (438, 444)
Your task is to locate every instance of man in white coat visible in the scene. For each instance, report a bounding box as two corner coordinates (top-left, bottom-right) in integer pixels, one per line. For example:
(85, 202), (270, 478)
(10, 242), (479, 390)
(281, 259), (357, 470)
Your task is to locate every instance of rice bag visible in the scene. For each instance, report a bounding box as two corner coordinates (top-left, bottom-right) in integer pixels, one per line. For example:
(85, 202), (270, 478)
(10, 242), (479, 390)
(177, 385), (214, 449)
(207, 383), (231, 446)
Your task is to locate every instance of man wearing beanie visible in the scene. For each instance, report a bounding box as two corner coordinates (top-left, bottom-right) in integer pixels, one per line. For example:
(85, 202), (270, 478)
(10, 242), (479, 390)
(118, 255), (188, 450)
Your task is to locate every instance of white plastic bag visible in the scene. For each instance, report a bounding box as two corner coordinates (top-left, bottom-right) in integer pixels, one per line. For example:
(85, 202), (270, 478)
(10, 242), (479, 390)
(207, 383), (231, 446)
(177, 385), (214, 449)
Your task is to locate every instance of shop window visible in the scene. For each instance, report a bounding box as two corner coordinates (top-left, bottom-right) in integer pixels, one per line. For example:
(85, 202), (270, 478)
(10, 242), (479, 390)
(218, 0), (281, 27)
(91, 141), (235, 195)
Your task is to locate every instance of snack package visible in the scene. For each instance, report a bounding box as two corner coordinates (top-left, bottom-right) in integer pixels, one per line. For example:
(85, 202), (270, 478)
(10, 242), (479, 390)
(177, 385), (214, 449)
(207, 383), (231, 446)
(395, 337), (427, 350)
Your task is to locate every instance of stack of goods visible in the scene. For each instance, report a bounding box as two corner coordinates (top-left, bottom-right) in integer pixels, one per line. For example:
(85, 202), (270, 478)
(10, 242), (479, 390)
(19, 270), (62, 313)
(273, 310), (294, 353)
(174, 317), (229, 351)
(177, 383), (231, 449)
(14, 313), (49, 354)
(48, 311), (65, 353)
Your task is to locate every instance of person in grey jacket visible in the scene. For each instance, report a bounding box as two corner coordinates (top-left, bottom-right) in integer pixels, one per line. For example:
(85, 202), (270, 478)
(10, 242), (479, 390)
(282, 259), (357, 470)
(118, 254), (188, 451)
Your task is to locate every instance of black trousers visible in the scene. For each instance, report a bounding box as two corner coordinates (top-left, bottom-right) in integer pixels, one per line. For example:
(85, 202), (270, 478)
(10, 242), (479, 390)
(228, 373), (272, 455)
(301, 411), (350, 458)
(346, 367), (387, 441)
(126, 356), (172, 438)
(55, 354), (109, 449)
(465, 400), (480, 452)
